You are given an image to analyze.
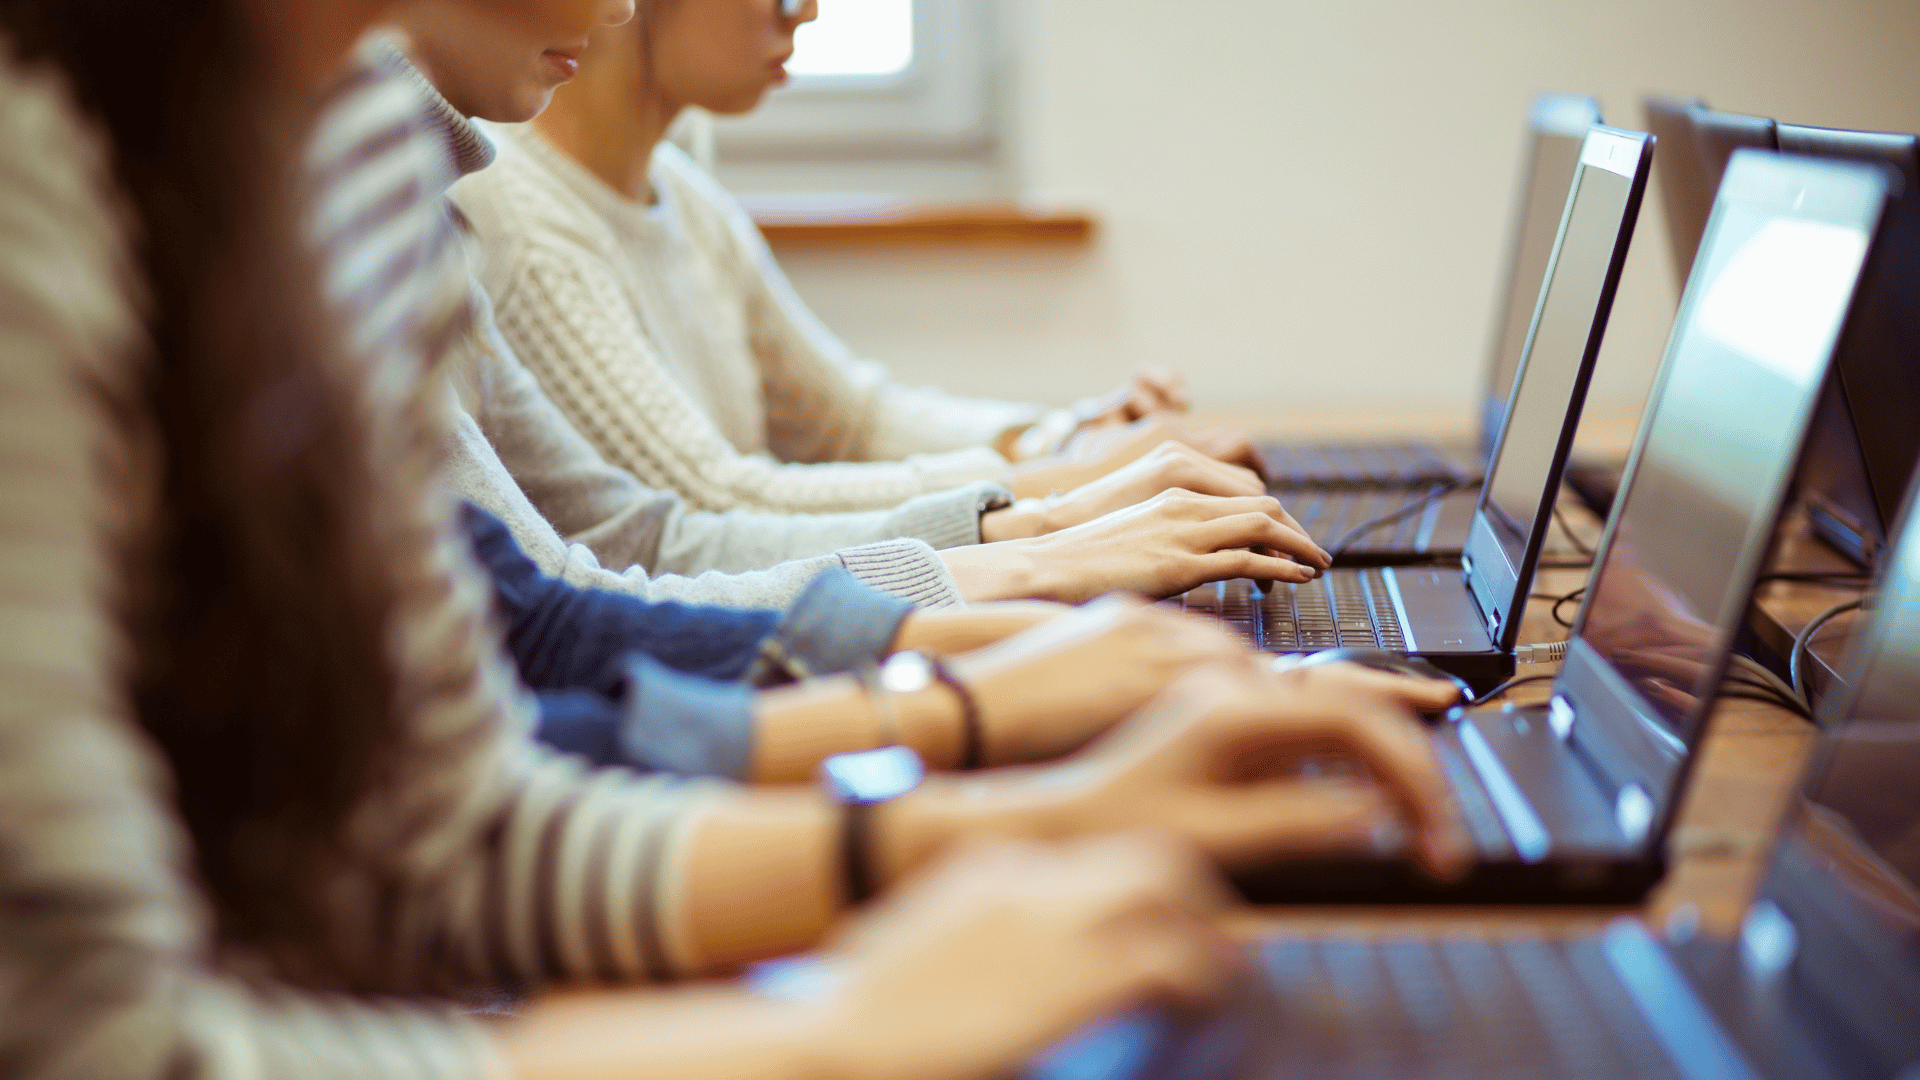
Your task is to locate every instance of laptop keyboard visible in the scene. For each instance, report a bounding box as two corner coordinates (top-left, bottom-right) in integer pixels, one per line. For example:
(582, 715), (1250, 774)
(1260, 441), (1464, 488)
(1248, 934), (1685, 1079)
(1166, 573), (1407, 653)
(1277, 484), (1462, 556)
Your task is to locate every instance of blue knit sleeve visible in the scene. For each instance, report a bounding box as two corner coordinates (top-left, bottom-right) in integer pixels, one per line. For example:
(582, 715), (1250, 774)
(462, 502), (780, 691)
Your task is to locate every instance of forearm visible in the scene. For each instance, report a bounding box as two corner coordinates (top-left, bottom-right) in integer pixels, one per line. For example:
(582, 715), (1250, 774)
(751, 677), (966, 782)
(499, 985), (836, 1080)
(667, 777), (1062, 974)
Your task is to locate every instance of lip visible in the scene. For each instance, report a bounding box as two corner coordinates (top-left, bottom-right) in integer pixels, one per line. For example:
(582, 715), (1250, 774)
(543, 41), (588, 81)
(769, 50), (793, 80)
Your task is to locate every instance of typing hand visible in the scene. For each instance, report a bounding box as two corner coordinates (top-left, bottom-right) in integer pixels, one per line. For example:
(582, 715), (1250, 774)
(819, 835), (1239, 1080)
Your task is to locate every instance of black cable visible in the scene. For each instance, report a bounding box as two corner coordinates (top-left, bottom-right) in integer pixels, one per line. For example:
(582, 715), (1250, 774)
(1537, 558), (1595, 570)
(1324, 477), (1483, 558)
(1789, 594), (1869, 703)
(1551, 502), (1596, 558)
(1324, 485), (1455, 557)
(1467, 672), (1561, 708)
(1716, 687), (1813, 718)
(1550, 586), (1587, 629)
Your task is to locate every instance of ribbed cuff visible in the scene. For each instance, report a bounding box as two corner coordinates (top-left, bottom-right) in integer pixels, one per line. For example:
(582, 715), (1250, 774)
(616, 656), (758, 780)
(759, 566), (914, 679)
(836, 539), (964, 608)
(884, 481), (1012, 550)
(906, 446), (1017, 495)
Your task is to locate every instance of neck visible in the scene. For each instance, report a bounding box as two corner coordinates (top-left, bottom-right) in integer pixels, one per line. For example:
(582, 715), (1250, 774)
(535, 38), (682, 203)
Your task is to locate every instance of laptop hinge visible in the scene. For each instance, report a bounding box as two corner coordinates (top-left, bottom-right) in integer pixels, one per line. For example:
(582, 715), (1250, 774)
(1458, 554), (1501, 640)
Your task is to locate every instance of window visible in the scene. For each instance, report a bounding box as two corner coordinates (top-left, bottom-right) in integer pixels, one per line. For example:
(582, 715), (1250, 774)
(712, 0), (1003, 170)
(787, 0), (915, 80)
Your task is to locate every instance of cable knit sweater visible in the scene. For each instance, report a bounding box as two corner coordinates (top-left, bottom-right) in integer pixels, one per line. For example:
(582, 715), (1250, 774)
(451, 122), (1044, 515)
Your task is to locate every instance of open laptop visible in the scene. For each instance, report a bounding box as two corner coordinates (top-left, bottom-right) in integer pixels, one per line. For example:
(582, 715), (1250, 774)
(1260, 94), (1599, 499)
(1173, 126), (1652, 695)
(1031, 467), (1920, 1080)
(1228, 150), (1890, 905)
(1664, 107), (1920, 568)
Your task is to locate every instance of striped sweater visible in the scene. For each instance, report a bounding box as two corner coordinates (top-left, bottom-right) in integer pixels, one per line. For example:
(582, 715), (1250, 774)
(0, 33), (731, 1080)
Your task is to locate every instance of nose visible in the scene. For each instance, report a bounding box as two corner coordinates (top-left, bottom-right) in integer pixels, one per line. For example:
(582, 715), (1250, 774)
(779, 0), (819, 26)
(600, 0), (637, 26)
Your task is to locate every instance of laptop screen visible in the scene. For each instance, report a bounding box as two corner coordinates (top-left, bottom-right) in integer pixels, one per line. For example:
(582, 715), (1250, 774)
(1479, 95), (1601, 458)
(1802, 519), (1920, 939)
(1463, 127), (1648, 647)
(1572, 153), (1882, 752)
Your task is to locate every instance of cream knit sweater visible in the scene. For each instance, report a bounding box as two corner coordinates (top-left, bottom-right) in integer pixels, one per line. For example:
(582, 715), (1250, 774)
(451, 123), (1044, 515)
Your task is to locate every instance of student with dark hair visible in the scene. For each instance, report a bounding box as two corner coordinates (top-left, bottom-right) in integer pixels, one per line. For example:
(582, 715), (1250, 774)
(0, 2), (1466, 1079)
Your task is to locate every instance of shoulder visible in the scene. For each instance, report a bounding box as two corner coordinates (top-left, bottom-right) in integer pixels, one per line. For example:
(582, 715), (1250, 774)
(0, 41), (142, 375)
(650, 144), (764, 245)
(452, 123), (616, 291)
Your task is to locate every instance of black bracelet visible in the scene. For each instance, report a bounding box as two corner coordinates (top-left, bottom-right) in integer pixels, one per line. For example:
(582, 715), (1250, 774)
(841, 800), (878, 905)
(925, 656), (985, 770)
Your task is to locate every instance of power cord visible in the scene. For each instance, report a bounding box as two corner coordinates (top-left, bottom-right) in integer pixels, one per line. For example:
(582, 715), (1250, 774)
(1468, 672), (1561, 708)
(1551, 502), (1596, 558)
(1724, 654), (1809, 718)
(1325, 478), (1481, 558)
(1789, 594), (1869, 703)
(1545, 586), (1586, 628)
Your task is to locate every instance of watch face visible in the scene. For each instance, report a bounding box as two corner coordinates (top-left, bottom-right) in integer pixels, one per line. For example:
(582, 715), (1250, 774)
(822, 745), (927, 805)
(880, 651), (935, 695)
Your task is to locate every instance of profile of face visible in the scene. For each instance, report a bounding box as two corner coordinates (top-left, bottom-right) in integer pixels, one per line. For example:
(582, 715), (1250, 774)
(647, 0), (820, 115)
(398, 0), (638, 122)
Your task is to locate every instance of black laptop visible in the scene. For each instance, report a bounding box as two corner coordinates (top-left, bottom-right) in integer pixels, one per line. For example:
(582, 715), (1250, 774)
(1637, 108), (1920, 568)
(1174, 126), (1651, 695)
(1261, 94), (1599, 503)
(1031, 475), (1920, 1079)
(1229, 150), (1890, 904)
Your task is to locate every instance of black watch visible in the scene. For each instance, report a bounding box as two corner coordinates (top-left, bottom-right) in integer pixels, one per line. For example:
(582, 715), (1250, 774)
(819, 745), (926, 905)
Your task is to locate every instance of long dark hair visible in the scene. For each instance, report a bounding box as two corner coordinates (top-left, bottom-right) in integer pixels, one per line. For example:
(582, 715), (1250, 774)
(0, 0), (408, 979)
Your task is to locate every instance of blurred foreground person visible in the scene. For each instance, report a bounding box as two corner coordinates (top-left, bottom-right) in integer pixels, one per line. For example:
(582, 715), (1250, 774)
(0, 3), (1464, 1080)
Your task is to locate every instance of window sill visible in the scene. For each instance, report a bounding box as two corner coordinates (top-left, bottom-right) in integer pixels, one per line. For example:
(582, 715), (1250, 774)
(743, 196), (1095, 249)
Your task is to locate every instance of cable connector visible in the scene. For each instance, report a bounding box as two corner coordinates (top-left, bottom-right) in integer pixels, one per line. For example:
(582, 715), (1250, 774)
(1515, 640), (1569, 665)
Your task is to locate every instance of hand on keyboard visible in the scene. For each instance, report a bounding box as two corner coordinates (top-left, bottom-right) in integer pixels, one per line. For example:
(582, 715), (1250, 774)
(946, 596), (1251, 765)
(949, 489), (1331, 604)
(982, 441), (1275, 541)
(821, 835), (1241, 1080)
(1023, 661), (1473, 882)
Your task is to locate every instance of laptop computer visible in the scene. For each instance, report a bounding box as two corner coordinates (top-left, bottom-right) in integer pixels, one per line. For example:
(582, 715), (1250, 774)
(1776, 123), (1920, 568)
(1259, 94), (1599, 498)
(1661, 108), (1920, 570)
(1173, 126), (1652, 695)
(1229, 150), (1889, 905)
(1031, 469), (1920, 1080)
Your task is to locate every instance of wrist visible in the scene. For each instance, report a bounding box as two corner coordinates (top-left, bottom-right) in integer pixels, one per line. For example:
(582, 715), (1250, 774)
(871, 771), (1079, 887)
(978, 499), (1047, 543)
(937, 544), (1052, 603)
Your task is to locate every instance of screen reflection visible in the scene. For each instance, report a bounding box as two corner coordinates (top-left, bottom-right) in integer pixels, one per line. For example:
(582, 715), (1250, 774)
(1482, 166), (1632, 551)
(1578, 206), (1869, 742)
(1802, 525), (1920, 941)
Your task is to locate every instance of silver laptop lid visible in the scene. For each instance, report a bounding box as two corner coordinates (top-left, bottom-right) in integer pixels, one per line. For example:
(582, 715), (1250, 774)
(1551, 152), (1888, 838)
(1713, 478), (1920, 1076)
(1462, 126), (1651, 650)
(1478, 94), (1603, 459)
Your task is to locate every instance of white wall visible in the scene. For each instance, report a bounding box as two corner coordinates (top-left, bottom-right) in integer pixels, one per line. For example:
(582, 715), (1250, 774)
(752, 0), (1920, 418)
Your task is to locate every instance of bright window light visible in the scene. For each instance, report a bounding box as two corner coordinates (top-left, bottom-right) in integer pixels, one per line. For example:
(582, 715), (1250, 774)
(788, 0), (915, 78)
